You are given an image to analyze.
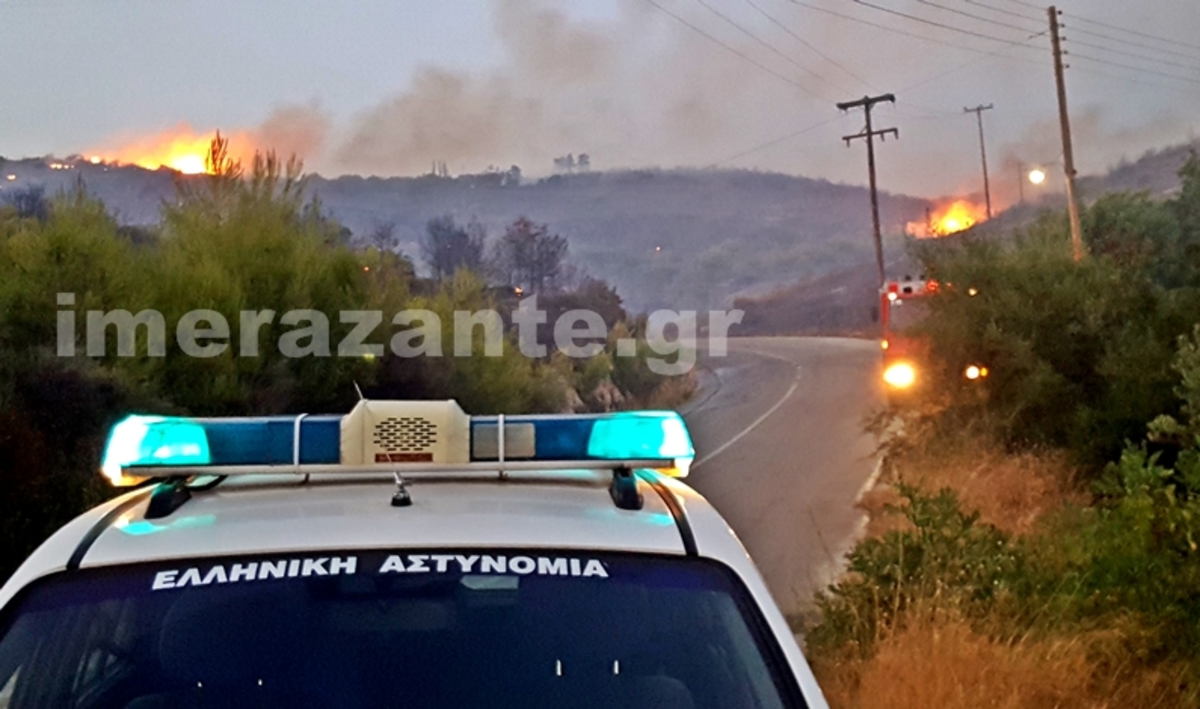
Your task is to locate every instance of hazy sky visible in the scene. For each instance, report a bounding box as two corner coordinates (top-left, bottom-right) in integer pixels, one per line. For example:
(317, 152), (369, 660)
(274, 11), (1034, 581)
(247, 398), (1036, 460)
(1, 0), (1197, 200)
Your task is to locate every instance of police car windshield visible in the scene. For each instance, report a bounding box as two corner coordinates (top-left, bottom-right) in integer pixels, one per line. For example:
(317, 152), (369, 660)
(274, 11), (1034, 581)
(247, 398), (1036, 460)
(0, 550), (804, 709)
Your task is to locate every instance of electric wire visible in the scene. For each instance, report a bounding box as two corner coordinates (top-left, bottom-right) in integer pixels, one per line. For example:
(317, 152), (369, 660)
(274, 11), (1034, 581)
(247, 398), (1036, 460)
(998, 0), (1200, 53)
(1070, 52), (1200, 87)
(641, 0), (828, 98)
(704, 115), (841, 167)
(961, 0), (1042, 24)
(1066, 8), (1200, 53)
(1066, 37), (1200, 74)
(913, 0), (1042, 34)
(786, 0), (1035, 58)
(1064, 23), (1200, 63)
(742, 0), (875, 91)
(843, 0), (1035, 47)
(688, 0), (841, 98)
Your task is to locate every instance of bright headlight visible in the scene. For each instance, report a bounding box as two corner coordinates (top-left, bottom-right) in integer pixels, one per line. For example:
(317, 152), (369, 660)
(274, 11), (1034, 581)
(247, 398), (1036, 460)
(883, 362), (917, 389)
(965, 365), (989, 381)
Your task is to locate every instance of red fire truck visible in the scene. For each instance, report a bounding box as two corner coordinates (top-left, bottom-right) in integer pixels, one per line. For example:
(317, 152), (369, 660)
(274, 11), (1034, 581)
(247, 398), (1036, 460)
(880, 277), (988, 393)
(879, 277), (935, 392)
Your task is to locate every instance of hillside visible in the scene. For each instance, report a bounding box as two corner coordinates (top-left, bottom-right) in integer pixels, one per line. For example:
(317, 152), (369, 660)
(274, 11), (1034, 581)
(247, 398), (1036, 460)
(0, 157), (927, 312)
(734, 139), (1200, 336)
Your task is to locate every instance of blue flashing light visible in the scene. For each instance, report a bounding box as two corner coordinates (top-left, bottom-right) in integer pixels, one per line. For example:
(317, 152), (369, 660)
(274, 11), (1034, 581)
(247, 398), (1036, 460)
(101, 414), (343, 485)
(101, 404), (696, 485)
(470, 411), (695, 469)
(587, 412), (693, 462)
(101, 416), (211, 484)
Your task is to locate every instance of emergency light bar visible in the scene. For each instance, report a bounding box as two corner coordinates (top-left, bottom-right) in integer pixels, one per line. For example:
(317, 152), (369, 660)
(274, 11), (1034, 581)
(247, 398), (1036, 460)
(100, 400), (695, 487)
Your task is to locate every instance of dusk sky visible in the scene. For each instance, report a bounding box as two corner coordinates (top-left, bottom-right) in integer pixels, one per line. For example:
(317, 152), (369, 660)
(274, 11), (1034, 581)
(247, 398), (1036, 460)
(1, 0), (1197, 200)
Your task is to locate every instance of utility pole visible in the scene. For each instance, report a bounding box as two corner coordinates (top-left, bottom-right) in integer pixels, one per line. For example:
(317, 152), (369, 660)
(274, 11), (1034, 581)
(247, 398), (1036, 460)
(1049, 6), (1084, 261)
(964, 104), (994, 219)
(1017, 161), (1025, 205)
(837, 93), (898, 287)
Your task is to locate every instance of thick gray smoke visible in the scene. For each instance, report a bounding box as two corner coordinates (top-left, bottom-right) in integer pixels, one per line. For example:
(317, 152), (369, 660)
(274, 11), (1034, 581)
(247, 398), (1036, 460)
(243, 0), (1198, 196)
(253, 104), (331, 165)
(323, 0), (818, 177)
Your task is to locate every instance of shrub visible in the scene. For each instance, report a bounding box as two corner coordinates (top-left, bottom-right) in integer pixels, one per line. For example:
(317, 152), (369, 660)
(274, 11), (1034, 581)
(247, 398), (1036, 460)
(807, 485), (1024, 657)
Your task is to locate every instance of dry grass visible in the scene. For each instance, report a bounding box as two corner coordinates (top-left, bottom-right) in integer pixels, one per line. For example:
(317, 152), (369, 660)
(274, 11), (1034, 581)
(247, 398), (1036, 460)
(861, 443), (1085, 538)
(825, 433), (1195, 709)
(816, 614), (1194, 709)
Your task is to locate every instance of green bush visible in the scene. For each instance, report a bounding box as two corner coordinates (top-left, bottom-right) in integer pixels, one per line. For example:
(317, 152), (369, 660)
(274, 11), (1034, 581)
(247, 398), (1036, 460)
(907, 155), (1200, 471)
(808, 485), (1024, 657)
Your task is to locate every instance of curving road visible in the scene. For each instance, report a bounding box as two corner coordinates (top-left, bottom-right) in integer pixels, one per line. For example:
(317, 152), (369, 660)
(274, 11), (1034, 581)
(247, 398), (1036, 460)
(681, 337), (885, 616)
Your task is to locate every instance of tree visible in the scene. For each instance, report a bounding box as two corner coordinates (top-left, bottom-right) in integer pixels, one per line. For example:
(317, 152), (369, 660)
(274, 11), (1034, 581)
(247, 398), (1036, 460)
(3, 185), (50, 222)
(490, 217), (568, 295)
(367, 220), (398, 252)
(421, 215), (485, 280)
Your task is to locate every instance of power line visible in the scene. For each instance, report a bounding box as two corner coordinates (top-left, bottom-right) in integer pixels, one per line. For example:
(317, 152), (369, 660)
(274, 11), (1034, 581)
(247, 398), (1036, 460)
(843, 0), (1033, 47)
(640, 0), (827, 98)
(742, 0), (874, 90)
(704, 116), (841, 167)
(1064, 21), (1200, 63)
(913, 0), (1041, 34)
(899, 29), (1047, 93)
(786, 0), (1029, 57)
(688, 0), (840, 98)
(1067, 61), (1200, 99)
(1068, 9), (1200, 54)
(1066, 37), (1200, 74)
(1070, 52), (1200, 87)
(962, 0), (1042, 24)
(999, 0), (1200, 53)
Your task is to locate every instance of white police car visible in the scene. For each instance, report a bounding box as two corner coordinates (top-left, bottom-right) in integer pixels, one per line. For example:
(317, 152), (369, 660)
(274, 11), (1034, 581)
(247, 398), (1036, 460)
(0, 399), (829, 708)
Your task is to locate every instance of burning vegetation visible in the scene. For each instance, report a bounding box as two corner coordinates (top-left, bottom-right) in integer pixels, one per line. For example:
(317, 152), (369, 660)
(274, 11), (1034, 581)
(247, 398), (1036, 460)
(907, 199), (989, 238)
(89, 125), (255, 175)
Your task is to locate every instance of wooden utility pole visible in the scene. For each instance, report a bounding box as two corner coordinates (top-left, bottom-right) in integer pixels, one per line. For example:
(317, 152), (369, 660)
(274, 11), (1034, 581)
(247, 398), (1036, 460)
(1017, 161), (1025, 204)
(1049, 6), (1084, 261)
(838, 93), (899, 287)
(964, 104), (994, 219)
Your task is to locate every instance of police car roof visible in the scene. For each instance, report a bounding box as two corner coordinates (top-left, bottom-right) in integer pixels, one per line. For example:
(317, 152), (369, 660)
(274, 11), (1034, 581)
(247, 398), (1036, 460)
(2, 471), (756, 605)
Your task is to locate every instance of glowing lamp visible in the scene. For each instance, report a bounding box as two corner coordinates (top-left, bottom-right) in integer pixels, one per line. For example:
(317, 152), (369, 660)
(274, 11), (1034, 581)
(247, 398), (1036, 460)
(587, 412), (694, 473)
(101, 416), (211, 486)
(883, 362), (917, 389)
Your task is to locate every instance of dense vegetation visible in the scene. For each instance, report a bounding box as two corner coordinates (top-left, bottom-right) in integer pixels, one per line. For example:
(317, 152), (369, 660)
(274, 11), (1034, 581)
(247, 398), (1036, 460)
(0, 143), (688, 583)
(809, 155), (1200, 707)
(0, 154), (934, 312)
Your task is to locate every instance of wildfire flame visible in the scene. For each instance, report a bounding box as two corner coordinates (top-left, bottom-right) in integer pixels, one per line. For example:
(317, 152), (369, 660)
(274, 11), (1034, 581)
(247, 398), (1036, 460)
(907, 200), (989, 238)
(89, 124), (254, 175)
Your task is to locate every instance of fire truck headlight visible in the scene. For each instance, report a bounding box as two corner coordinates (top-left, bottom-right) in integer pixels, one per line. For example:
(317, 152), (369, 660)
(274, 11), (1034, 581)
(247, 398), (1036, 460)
(884, 362), (917, 389)
(964, 365), (989, 381)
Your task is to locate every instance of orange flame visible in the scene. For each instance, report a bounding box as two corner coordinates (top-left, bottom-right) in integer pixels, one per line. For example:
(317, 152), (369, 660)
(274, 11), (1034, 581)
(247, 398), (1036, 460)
(89, 124), (255, 175)
(908, 199), (989, 238)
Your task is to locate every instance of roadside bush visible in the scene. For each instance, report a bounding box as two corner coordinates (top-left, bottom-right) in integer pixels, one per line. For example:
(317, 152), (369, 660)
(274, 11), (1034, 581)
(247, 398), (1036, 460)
(808, 484), (1024, 657)
(1051, 326), (1200, 670)
(907, 156), (1200, 471)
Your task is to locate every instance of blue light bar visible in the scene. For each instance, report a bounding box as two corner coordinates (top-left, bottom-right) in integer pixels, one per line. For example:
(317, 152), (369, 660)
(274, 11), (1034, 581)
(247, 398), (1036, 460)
(101, 416), (212, 485)
(100, 415), (341, 485)
(99, 403), (695, 486)
(469, 411), (694, 469)
(200, 417), (341, 466)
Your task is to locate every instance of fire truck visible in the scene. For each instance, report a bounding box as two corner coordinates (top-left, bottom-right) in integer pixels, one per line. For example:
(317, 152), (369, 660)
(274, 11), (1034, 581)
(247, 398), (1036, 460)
(879, 277), (988, 393)
(879, 277), (935, 392)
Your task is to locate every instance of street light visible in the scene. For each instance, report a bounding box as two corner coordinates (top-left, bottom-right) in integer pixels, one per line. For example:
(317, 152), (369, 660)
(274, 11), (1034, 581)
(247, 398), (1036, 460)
(1028, 168), (1047, 185)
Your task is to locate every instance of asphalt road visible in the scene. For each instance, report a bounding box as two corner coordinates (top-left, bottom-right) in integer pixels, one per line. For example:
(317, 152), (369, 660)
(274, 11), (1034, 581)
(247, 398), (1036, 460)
(681, 337), (885, 616)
